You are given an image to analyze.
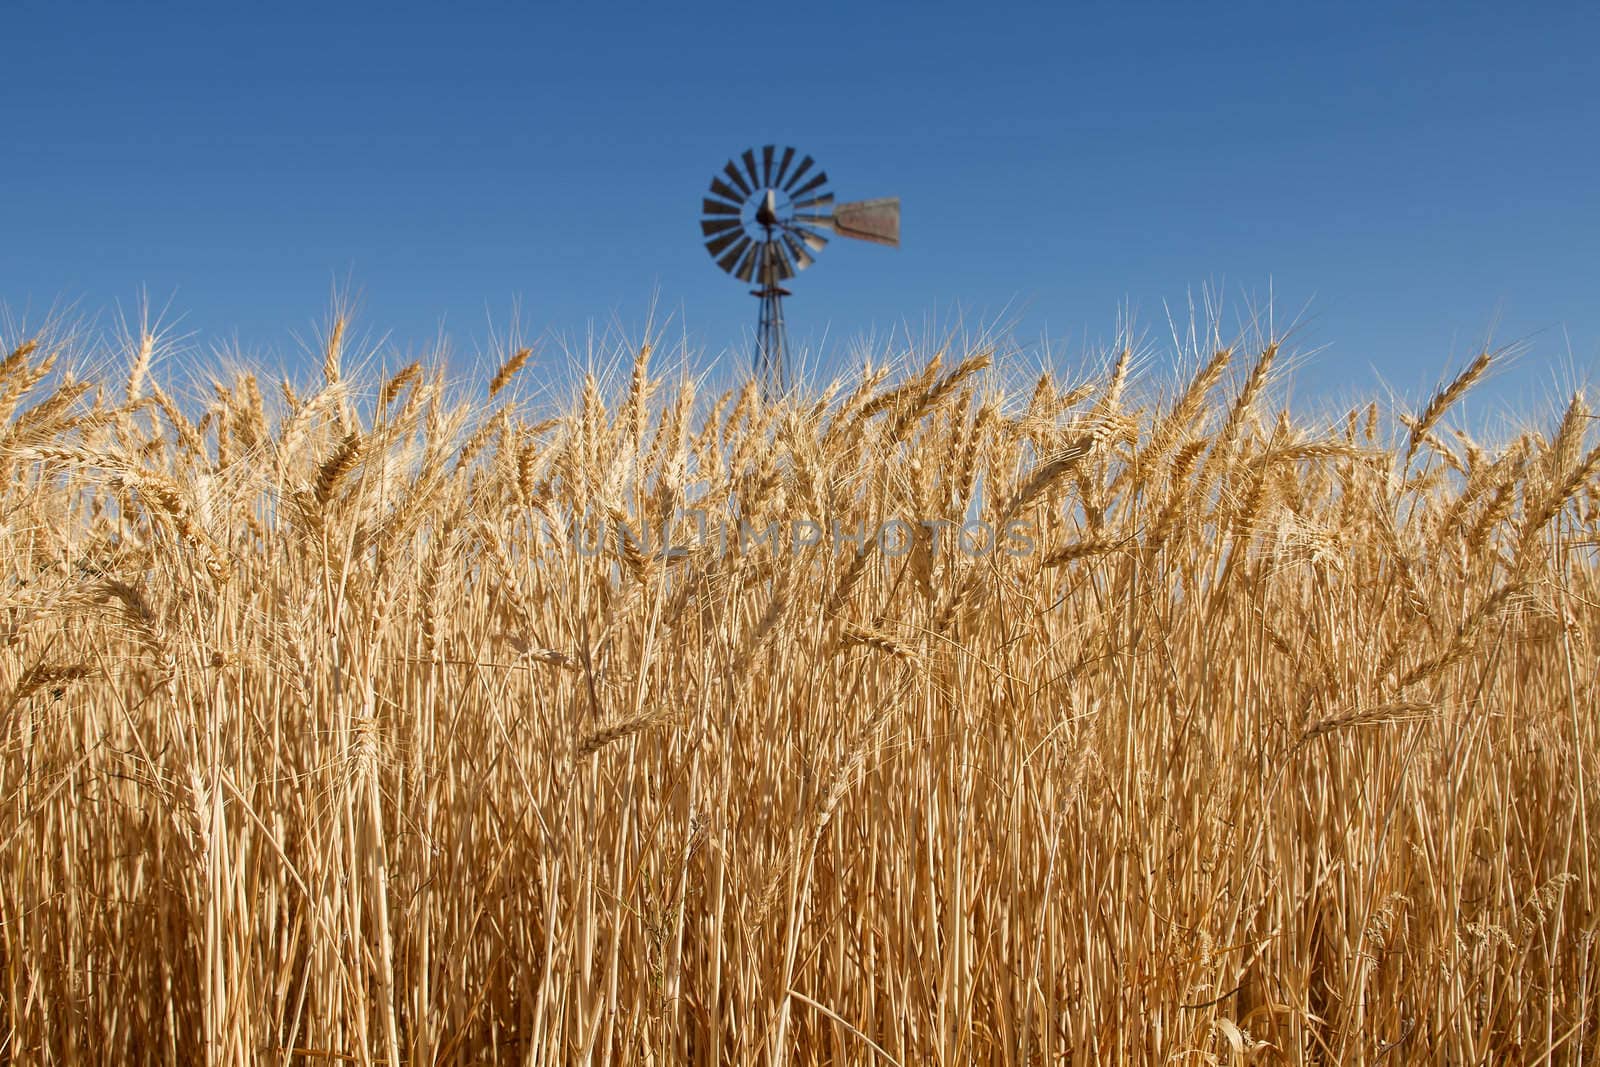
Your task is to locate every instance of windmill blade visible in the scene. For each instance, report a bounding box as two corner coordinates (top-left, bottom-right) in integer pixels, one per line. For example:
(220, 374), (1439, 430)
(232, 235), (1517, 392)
(769, 239), (796, 281)
(832, 197), (900, 247)
(793, 192), (834, 211)
(716, 235), (752, 275)
(790, 169), (829, 199)
(734, 241), (760, 283)
(709, 177), (745, 205)
(773, 146), (796, 189)
(701, 216), (742, 237)
(783, 155), (815, 192)
(722, 161), (751, 197)
(705, 229), (743, 258)
(786, 223), (829, 253)
(760, 145), (775, 186)
(741, 149), (762, 191)
(779, 231), (815, 271)
(702, 198), (742, 218)
(757, 241), (788, 285)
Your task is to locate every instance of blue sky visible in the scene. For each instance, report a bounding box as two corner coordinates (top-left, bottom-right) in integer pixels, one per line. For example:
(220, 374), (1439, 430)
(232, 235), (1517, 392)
(2, 2), (1596, 418)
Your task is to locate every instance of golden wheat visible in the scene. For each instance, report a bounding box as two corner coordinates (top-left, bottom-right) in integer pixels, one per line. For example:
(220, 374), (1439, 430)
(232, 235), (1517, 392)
(0, 320), (1595, 1065)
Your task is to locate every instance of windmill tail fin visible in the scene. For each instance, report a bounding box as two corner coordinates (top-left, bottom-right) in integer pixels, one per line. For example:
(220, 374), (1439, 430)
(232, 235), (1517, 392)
(833, 198), (900, 247)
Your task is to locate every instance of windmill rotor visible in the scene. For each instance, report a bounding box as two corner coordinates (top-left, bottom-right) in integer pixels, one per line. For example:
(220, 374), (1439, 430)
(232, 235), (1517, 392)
(700, 149), (839, 286)
(700, 145), (899, 396)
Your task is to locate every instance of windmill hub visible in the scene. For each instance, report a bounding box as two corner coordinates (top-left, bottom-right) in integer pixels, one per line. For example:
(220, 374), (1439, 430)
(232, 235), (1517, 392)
(700, 145), (900, 398)
(755, 188), (779, 229)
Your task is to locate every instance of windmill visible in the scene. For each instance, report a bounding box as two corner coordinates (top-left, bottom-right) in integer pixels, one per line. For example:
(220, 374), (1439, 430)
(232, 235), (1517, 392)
(700, 146), (899, 397)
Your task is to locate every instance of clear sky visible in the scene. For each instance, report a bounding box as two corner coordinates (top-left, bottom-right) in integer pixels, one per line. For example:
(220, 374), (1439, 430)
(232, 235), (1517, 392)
(3, 1), (1596, 418)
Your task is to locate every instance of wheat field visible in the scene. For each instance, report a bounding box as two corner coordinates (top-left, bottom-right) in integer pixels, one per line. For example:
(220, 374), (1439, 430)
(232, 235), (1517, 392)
(1, 317), (1597, 1065)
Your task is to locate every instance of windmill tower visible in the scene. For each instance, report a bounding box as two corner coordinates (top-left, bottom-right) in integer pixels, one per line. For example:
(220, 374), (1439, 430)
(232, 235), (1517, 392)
(700, 146), (900, 397)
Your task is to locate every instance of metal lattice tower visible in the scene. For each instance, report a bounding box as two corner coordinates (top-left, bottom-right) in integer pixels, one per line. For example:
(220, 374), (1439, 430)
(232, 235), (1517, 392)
(755, 281), (789, 397)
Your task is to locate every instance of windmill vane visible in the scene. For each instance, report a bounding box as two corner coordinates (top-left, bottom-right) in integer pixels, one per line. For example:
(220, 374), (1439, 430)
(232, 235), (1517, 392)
(700, 145), (900, 398)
